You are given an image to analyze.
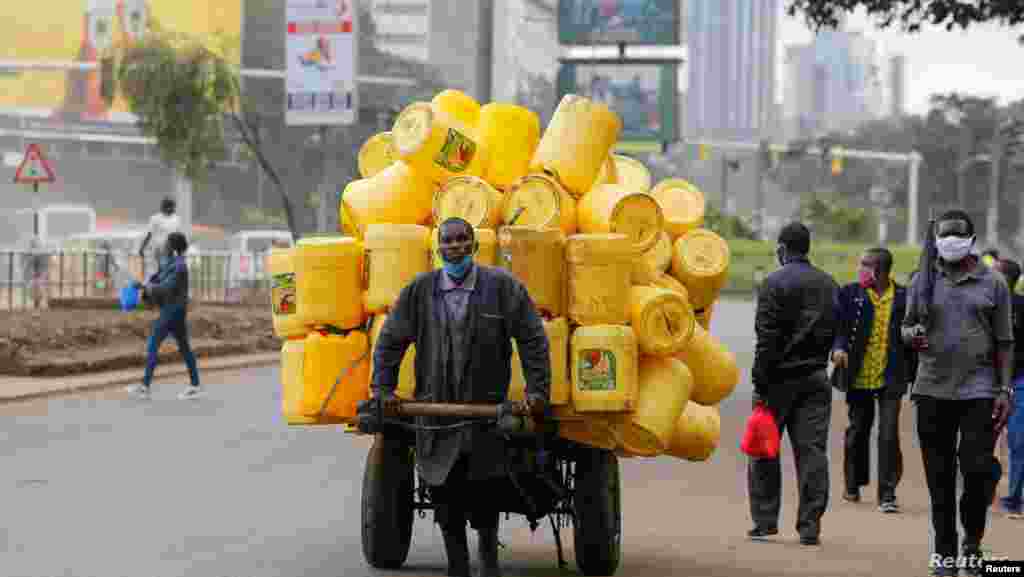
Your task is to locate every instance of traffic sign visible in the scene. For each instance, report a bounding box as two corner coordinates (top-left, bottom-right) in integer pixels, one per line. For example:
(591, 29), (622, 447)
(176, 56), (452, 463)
(13, 143), (56, 184)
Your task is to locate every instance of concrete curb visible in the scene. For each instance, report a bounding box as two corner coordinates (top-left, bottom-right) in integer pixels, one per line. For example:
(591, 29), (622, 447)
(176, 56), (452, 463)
(0, 352), (280, 404)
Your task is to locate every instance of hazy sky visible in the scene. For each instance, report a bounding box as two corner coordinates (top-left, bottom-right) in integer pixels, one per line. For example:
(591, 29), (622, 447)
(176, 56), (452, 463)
(779, 7), (1024, 115)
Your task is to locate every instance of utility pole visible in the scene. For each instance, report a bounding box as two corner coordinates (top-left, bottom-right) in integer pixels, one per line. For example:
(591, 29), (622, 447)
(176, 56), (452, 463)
(316, 125), (336, 234)
(987, 131), (1005, 247)
(754, 140), (767, 239)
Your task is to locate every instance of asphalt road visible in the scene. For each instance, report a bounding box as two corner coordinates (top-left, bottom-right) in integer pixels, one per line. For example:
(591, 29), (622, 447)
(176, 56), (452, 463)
(2, 299), (1019, 577)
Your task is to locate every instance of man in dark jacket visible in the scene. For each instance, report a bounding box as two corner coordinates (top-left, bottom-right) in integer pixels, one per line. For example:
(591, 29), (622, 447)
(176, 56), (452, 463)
(832, 247), (914, 513)
(371, 217), (551, 577)
(748, 221), (839, 547)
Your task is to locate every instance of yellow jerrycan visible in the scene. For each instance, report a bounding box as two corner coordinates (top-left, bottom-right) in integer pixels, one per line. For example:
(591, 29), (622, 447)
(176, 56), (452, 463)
(280, 338), (314, 425)
(629, 285), (696, 357)
(509, 317), (570, 406)
(339, 161), (435, 239)
(431, 89), (481, 128)
(282, 329), (371, 424)
(294, 236), (365, 331)
(363, 224), (431, 314)
(434, 176), (504, 230)
(570, 325), (639, 413)
(619, 356), (692, 457)
(267, 246), (305, 339)
(666, 402), (722, 462)
(530, 94), (622, 199)
(577, 184), (664, 254)
(502, 173), (578, 236)
(478, 103), (541, 190)
(610, 154), (652, 193)
(392, 101), (485, 187)
(497, 226), (566, 318)
(369, 314), (416, 400)
(670, 229), (730, 312)
(357, 131), (397, 178)
(674, 323), (740, 406)
(650, 178), (706, 241)
(565, 233), (633, 326)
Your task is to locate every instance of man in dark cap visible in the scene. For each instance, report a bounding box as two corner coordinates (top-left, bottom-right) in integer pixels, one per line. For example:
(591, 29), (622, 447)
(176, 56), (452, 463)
(748, 221), (839, 547)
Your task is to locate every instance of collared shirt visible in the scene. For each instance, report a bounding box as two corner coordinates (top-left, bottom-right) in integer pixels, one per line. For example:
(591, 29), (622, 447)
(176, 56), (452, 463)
(854, 283), (894, 390)
(904, 259), (1015, 400)
(437, 264), (478, 391)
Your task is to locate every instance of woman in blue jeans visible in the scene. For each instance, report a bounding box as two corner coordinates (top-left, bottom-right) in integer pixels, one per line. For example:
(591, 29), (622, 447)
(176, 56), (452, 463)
(996, 259), (1023, 518)
(126, 232), (202, 400)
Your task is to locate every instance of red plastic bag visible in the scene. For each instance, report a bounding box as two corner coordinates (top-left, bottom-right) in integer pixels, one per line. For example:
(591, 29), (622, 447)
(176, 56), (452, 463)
(741, 404), (781, 459)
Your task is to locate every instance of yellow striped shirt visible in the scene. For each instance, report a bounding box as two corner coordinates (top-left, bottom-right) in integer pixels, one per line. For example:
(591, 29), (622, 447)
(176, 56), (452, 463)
(854, 283), (894, 390)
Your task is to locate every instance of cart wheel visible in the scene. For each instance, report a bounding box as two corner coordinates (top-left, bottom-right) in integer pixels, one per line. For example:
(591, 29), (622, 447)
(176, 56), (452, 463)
(361, 435), (415, 569)
(572, 447), (622, 576)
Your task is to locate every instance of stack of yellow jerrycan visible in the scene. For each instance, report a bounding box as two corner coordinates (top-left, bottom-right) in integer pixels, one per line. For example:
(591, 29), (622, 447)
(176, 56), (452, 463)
(273, 89), (740, 464)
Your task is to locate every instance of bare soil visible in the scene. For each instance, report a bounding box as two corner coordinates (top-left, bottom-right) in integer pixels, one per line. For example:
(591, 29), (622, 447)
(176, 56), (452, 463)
(0, 305), (277, 377)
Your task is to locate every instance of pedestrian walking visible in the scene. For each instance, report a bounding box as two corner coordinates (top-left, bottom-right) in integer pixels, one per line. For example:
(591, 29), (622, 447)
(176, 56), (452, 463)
(22, 236), (50, 309)
(902, 210), (1016, 576)
(832, 247), (915, 513)
(138, 197), (181, 277)
(370, 217), (551, 577)
(748, 222), (839, 547)
(126, 232), (202, 400)
(994, 258), (1024, 520)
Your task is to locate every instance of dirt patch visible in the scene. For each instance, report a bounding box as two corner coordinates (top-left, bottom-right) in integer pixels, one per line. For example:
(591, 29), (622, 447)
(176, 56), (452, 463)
(0, 305), (278, 377)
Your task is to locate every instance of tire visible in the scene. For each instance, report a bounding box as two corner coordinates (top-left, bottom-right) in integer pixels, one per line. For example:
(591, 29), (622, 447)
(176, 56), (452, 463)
(361, 435), (415, 569)
(572, 447), (622, 576)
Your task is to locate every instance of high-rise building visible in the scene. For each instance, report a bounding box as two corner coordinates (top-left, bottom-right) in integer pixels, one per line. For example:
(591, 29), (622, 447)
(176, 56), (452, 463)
(686, 0), (779, 141)
(782, 23), (892, 138)
(889, 54), (906, 117)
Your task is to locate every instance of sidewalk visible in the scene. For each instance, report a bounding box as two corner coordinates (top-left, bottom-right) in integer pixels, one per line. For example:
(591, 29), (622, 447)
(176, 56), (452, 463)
(0, 352), (279, 403)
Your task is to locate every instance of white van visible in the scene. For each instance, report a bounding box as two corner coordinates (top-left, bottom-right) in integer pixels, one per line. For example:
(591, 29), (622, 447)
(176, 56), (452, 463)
(225, 229), (294, 301)
(0, 204), (97, 249)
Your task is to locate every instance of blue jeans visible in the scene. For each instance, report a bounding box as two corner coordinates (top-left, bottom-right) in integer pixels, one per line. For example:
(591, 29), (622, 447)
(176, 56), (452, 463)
(143, 303), (199, 388)
(1006, 378), (1024, 505)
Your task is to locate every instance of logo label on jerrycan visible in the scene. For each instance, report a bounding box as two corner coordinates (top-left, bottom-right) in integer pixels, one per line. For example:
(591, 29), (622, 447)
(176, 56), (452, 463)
(434, 128), (476, 173)
(272, 273), (296, 316)
(577, 349), (617, 392)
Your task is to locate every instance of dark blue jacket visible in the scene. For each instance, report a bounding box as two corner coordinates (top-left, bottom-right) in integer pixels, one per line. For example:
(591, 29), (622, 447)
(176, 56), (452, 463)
(832, 282), (914, 394)
(145, 255), (190, 308)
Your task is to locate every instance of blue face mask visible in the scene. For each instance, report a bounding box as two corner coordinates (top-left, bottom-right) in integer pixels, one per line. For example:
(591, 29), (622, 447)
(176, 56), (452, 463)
(443, 255), (473, 280)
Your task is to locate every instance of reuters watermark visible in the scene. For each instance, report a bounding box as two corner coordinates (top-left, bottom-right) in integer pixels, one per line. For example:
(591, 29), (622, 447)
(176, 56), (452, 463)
(930, 553), (1024, 574)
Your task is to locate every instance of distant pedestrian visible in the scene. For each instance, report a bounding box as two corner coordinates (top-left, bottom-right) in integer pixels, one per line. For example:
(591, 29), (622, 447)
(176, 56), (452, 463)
(902, 210), (1015, 576)
(994, 258), (1024, 520)
(832, 247), (915, 513)
(748, 222), (839, 547)
(138, 197), (181, 276)
(126, 232), (202, 400)
(22, 236), (50, 309)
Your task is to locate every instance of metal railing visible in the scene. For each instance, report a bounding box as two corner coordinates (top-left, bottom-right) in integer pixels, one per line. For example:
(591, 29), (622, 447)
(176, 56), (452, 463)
(0, 248), (275, 310)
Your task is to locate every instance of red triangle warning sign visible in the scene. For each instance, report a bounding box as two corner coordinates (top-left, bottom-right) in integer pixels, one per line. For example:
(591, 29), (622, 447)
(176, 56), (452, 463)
(14, 143), (56, 184)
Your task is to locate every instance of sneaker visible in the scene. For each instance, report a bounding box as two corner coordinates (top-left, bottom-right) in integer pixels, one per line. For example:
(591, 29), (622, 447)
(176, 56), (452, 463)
(1000, 497), (1023, 517)
(799, 535), (821, 547)
(879, 500), (900, 514)
(178, 386), (204, 400)
(125, 384), (151, 399)
(747, 526), (778, 540)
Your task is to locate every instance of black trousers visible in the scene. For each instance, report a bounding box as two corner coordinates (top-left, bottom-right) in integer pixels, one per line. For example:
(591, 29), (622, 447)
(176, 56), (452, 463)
(430, 456), (501, 533)
(915, 397), (996, 560)
(748, 371), (832, 538)
(844, 387), (903, 502)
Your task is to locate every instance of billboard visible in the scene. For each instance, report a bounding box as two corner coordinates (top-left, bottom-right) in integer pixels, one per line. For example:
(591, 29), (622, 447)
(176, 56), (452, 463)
(557, 61), (677, 144)
(0, 0), (241, 123)
(284, 0), (357, 126)
(558, 0), (680, 46)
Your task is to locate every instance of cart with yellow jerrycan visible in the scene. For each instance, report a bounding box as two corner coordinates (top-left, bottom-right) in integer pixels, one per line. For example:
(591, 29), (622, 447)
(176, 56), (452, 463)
(353, 396), (624, 577)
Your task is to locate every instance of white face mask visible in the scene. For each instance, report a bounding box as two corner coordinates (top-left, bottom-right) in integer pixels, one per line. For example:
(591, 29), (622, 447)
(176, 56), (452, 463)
(936, 235), (975, 263)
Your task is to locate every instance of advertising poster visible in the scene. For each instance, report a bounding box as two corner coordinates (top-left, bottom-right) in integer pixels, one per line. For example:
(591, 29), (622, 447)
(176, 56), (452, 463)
(558, 61), (677, 144)
(0, 0), (241, 124)
(284, 0), (357, 126)
(558, 0), (679, 46)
